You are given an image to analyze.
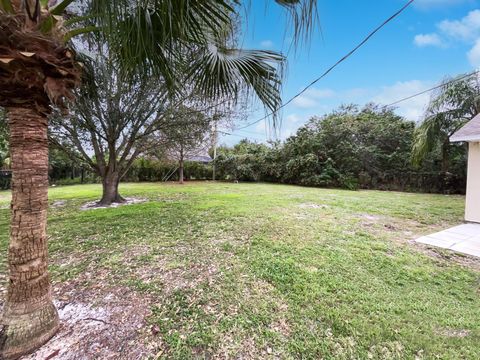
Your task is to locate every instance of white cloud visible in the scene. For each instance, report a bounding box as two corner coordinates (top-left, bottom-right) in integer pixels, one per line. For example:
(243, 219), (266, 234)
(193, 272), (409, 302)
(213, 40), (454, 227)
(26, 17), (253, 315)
(280, 114), (311, 139)
(285, 114), (302, 123)
(291, 88), (335, 108)
(260, 40), (274, 49)
(343, 88), (370, 98)
(292, 96), (319, 108)
(414, 10), (480, 66)
(372, 80), (432, 121)
(414, 33), (445, 47)
(255, 121), (267, 132)
(438, 9), (480, 40)
(468, 39), (480, 66)
(306, 88), (336, 98)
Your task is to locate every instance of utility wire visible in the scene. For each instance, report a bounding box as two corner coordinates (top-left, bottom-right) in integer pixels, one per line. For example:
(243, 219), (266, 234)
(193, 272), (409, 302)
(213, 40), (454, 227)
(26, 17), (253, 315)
(221, 69), (480, 142)
(380, 70), (480, 108)
(223, 70), (480, 141)
(218, 130), (265, 141)
(234, 0), (416, 131)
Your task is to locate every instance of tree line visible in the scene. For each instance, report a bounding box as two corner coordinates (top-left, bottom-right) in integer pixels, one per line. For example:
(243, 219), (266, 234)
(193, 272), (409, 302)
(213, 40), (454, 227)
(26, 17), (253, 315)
(44, 72), (476, 194)
(2, 73), (475, 195)
(215, 103), (467, 193)
(214, 73), (478, 194)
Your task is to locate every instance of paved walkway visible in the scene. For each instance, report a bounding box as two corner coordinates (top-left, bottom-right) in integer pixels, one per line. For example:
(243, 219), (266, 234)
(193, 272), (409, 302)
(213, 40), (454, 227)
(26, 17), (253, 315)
(416, 223), (480, 258)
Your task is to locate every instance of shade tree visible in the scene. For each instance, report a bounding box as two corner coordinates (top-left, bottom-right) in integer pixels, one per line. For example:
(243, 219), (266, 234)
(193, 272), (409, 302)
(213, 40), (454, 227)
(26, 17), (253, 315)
(49, 55), (173, 205)
(158, 105), (214, 184)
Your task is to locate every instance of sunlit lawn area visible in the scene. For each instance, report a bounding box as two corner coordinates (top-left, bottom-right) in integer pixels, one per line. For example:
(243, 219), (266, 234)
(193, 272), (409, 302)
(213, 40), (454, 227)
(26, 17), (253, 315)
(0, 182), (479, 359)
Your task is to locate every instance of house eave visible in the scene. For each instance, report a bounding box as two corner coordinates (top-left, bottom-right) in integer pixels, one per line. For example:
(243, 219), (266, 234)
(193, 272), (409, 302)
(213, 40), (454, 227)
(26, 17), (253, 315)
(450, 135), (480, 143)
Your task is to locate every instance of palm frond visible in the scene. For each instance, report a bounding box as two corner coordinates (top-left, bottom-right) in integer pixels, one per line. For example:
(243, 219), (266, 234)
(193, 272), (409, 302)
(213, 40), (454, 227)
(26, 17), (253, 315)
(274, 0), (319, 45)
(85, 0), (235, 81)
(427, 73), (480, 119)
(411, 113), (445, 167)
(188, 44), (284, 123)
(49, 0), (76, 15)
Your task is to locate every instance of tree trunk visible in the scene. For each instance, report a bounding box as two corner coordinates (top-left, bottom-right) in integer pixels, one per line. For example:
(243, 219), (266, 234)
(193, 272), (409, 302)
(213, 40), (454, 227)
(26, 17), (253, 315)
(0, 108), (59, 360)
(178, 146), (184, 184)
(441, 140), (450, 173)
(99, 170), (125, 206)
(179, 159), (184, 184)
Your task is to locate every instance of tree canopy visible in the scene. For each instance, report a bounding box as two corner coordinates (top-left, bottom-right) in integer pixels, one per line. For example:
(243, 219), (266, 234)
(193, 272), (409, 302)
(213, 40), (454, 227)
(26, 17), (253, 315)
(215, 103), (467, 193)
(412, 72), (480, 171)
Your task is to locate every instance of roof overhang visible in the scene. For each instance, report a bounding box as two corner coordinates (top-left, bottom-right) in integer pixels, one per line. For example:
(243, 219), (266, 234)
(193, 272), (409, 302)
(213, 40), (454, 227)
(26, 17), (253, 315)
(450, 113), (480, 143)
(450, 134), (480, 143)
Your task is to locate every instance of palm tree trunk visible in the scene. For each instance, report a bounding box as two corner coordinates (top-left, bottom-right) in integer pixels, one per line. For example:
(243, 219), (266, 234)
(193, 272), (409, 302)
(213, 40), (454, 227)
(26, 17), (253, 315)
(0, 108), (59, 360)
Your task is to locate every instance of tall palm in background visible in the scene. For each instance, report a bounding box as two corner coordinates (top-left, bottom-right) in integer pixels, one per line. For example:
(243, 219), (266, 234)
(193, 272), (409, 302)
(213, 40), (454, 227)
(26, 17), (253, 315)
(0, 0), (318, 358)
(412, 73), (480, 172)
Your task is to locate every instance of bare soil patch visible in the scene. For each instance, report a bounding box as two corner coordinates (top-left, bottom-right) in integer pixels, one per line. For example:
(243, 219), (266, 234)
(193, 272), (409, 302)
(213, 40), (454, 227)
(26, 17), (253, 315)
(22, 285), (154, 360)
(80, 197), (148, 211)
(298, 203), (329, 209)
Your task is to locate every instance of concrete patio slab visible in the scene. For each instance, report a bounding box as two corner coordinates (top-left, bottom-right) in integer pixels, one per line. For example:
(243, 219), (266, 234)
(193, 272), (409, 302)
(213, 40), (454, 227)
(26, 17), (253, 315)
(416, 223), (480, 258)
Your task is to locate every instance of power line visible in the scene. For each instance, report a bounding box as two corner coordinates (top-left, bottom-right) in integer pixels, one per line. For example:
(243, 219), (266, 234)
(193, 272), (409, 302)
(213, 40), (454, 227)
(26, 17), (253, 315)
(234, 0), (415, 131)
(381, 70), (480, 108)
(225, 70), (480, 141)
(221, 69), (480, 142)
(218, 130), (265, 141)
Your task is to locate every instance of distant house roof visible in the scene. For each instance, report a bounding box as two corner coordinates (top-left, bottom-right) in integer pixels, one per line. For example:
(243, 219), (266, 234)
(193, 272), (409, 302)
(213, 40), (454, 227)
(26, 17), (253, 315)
(186, 155), (212, 163)
(451, 114), (480, 142)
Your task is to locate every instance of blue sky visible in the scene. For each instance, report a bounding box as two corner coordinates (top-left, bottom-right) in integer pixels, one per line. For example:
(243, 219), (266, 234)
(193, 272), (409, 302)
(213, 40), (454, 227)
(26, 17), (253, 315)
(219, 0), (480, 144)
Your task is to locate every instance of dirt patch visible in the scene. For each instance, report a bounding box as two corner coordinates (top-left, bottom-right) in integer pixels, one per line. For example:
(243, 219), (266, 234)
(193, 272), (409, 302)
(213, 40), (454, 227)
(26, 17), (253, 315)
(359, 214), (384, 221)
(80, 198), (147, 211)
(349, 213), (480, 271)
(0, 251), (159, 359)
(134, 259), (219, 295)
(415, 244), (480, 272)
(356, 213), (385, 228)
(298, 203), (329, 209)
(51, 200), (67, 208)
(22, 286), (154, 360)
(436, 328), (471, 338)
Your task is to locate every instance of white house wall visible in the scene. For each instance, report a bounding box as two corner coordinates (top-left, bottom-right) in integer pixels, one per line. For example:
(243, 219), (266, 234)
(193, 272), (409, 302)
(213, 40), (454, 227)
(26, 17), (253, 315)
(466, 142), (480, 223)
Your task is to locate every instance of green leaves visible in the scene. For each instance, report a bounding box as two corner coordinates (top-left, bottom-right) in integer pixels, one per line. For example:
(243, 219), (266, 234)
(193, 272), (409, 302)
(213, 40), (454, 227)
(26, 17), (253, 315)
(411, 114), (445, 168)
(412, 72), (479, 168)
(32, 0), (318, 123)
(189, 44), (284, 121)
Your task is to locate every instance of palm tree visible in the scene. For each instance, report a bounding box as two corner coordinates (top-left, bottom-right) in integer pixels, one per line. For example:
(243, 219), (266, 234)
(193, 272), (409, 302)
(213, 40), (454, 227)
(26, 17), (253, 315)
(0, 0), (318, 358)
(412, 73), (480, 171)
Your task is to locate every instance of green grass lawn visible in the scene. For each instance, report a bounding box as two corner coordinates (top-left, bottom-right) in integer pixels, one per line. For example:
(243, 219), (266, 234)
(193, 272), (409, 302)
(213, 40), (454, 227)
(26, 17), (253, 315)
(0, 182), (479, 359)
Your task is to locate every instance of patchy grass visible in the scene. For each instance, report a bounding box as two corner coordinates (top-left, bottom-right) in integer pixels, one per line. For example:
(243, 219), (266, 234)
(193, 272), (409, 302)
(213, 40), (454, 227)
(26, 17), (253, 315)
(0, 182), (479, 359)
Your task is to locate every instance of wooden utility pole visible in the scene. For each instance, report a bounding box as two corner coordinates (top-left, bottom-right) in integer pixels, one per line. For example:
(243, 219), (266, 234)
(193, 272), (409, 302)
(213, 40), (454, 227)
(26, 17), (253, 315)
(212, 120), (218, 181)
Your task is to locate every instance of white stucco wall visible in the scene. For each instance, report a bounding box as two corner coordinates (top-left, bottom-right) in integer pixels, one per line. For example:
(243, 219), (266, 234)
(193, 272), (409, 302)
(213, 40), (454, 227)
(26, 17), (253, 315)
(465, 142), (480, 223)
